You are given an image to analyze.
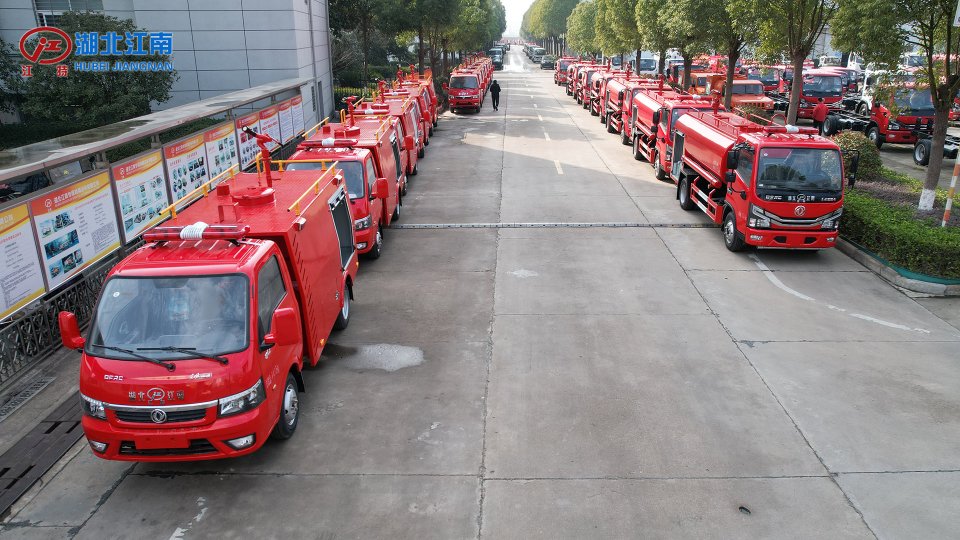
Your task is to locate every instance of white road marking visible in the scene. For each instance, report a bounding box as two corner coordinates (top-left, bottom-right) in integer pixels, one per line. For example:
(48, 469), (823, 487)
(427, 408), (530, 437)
(543, 131), (551, 141)
(537, 114), (543, 121)
(533, 103), (538, 108)
(554, 160), (564, 175)
(169, 497), (208, 540)
(748, 254), (931, 334)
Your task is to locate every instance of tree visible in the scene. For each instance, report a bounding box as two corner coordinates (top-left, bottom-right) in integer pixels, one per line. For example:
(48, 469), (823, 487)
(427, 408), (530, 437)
(595, 0), (643, 63)
(663, 0), (714, 89)
(636, 0), (673, 75)
(19, 12), (175, 127)
(755, 0), (837, 124)
(523, 0), (578, 54)
(567, 1), (599, 55)
(708, 0), (761, 109)
(833, 0), (960, 210)
(0, 38), (27, 117)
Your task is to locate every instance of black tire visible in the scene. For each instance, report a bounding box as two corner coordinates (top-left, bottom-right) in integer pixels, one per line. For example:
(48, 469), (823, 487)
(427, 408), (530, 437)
(429, 126), (434, 136)
(633, 136), (645, 161)
(654, 151), (669, 180)
(867, 126), (884, 149)
(856, 103), (868, 116)
(271, 372), (301, 440)
(822, 116), (836, 136)
(366, 226), (383, 260)
(411, 162), (418, 176)
(600, 112), (607, 124)
(914, 139), (931, 166)
(418, 147), (425, 158)
(621, 129), (631, 146)
(392, 196), (401, 221)
(333, 284), (351, 330)
(722, 211), (747, 252)
(678, 176), (695, 210)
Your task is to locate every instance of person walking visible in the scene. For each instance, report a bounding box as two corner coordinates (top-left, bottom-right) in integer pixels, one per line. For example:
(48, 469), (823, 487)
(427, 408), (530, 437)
(490, 80), (501, 111)
(812, 97), (829, 134)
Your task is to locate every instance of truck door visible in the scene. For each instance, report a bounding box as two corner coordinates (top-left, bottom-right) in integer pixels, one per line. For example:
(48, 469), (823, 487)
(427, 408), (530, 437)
(363, 157), (381, 229)
(388, 137), (404, 199)
(256, 254), (298, 404)
(671, 132), (684, 181)
(328, 187), (355, 271)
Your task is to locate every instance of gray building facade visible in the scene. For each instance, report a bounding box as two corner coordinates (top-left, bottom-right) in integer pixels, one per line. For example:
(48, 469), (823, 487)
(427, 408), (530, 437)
(1, 0), (334, 127)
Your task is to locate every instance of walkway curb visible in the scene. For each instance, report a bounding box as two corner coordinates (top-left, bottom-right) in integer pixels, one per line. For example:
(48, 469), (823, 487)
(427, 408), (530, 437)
(837, 239), (960, 297)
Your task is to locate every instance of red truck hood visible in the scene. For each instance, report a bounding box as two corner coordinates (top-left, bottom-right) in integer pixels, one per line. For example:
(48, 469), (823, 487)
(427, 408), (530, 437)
(80, 349), (261, 407)
(450, 89), (480, 97)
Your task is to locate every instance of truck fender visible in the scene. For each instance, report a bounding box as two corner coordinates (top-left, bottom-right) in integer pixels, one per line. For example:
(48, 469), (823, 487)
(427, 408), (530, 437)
(290, 365), (305, 392)
(343, 277), (354, 301)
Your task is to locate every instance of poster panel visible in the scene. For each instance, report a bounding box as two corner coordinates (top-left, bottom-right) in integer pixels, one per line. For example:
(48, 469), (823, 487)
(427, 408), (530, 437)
(278, 99), (294, 144)
(259, 105), (281, 151)
(235, 111), (261, 169)
(0, 204), (46, 319)
(291, 95), (305, 136)
(111, 149), (169, 243)
(163, 133), (210, 210)
(204, 121), (239, 182)
(30, 172), (121, 291)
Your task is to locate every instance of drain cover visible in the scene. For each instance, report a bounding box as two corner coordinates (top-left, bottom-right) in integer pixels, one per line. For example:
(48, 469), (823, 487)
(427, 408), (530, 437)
(0, 377), (55, 423)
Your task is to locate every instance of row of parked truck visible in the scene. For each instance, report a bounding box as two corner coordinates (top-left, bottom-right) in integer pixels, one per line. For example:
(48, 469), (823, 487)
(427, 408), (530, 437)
(57, 70), (443, 462)
(447, 56), (495, 113)
(557, 58), (854, 252)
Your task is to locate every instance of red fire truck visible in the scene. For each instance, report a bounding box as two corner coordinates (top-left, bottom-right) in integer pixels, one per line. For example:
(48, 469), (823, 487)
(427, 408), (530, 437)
(629, 87), (718, 180)
(555, 56), (578, 86)
(446, 68), (485, 113)
(59, 133), (360, 461)
(601, 75), (660, 138)
(671, 109), (851, 251)
(771, 69), (844, 119)
(396, 65), (439, 133)
(372, 84), (427, 163)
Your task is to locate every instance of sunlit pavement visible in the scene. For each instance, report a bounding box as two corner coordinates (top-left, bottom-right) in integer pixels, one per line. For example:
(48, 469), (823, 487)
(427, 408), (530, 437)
(3, 48), (960, 540)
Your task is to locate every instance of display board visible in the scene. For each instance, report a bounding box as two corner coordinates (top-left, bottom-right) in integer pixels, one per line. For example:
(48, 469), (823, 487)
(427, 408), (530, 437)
(30, 172), (121, 290)
(111, 149), (169, 243)
(0, 204), (46, 319)
(278, 99), (295, 144)
(259, 105), (281, 151)
(163, 133), (210, 209)
(291, 95), (305, 136)
(235, 111), (261, 169)
(204, 121), (239, 182)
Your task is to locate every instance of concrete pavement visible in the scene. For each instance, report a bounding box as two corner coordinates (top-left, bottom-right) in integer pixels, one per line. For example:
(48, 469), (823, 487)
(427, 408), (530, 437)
(3, 48), (960, 539)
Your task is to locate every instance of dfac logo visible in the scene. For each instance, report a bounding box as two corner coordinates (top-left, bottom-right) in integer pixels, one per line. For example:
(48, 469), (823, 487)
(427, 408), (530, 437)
(147, 387), (167, 404)
(19, 27), (73, 77)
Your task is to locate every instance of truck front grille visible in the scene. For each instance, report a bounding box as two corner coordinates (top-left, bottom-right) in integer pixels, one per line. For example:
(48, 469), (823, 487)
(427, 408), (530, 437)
(114, 408), (208, 423)
(118, 439), (217, 456)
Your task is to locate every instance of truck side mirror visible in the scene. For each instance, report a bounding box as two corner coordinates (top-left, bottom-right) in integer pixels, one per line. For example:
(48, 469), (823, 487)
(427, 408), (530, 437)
(618, 90), (625, 101)
(372, 177), (389, 199)
(404, 135), (415, 151)
(725, 171), (736, 184)
(726, 149), (739, 170)
(264, 308), (299, 347)
(58, 311), (85, 350)
(652, 109), (661, 125)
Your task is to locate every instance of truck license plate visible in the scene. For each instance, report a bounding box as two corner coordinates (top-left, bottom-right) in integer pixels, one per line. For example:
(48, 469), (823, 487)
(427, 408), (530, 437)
(136, 435), (189, 449)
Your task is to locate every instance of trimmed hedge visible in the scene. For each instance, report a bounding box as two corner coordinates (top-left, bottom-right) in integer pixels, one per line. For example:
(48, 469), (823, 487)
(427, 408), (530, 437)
(841, 190), (960, 279)
(831, 131), (882, 180)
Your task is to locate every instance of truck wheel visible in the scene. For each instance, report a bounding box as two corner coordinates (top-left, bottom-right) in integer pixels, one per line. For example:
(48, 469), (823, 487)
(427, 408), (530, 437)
(867, 126), (884, 149)
(621, 129), (630, 146)
(418, 146), (425, 159)
(429, 126), (434, 136)
(271, 372), (300, 440)
(333, 285), (351, 330)
(366, 226), (383, 260)
(654, 151), (669, 180)
(678, 176), (696, 211)
(633, 137), (645, 161)
(411, 162), (418, 176)
(822, 116), (836, 136)
(392, 197), (401, 221)
(600, 112), (607, 125)
(913, 139), (932, 166)
(722, 211), (747, 252)
(856, 103), (868, 116)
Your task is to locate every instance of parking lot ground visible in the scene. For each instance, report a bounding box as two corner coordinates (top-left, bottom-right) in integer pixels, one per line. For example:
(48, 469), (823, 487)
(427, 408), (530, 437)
(3, 48), (960, 539)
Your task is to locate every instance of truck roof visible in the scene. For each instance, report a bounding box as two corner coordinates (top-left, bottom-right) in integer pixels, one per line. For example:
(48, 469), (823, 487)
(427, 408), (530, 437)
(123, 168), (344, 274)
(685, 110), (833, 147)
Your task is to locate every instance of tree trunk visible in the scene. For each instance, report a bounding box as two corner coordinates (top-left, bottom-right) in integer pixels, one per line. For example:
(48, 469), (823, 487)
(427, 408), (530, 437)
(361, 20), (370, 84)
(442, 40), (449, 77)
(920, 106), (950, 210)
(787, 54), (805, 125)
(681, 53), (692, 90)
(724, 47), (740, 111)
(658, 47), (666, 76)
(418, 24), (425, 73)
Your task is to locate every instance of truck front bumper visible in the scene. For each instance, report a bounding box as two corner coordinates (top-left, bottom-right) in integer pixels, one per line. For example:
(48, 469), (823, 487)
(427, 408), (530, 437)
(744, 227), (838, 249)
(82, 405), (274, 462)
(450, 96), (481, 108)
(355, 226), (376, 254)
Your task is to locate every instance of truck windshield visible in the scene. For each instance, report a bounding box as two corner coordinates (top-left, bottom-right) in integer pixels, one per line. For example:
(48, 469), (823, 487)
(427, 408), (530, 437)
(757, 68), (779, 85)
(638, 59), (656, 71)
(894, 89), (934, 115)
(803, 75), (842, 97)
(732, 83), (764, 95)
(287, 160), (365, 199)
(450, 76), (478, 89)
(88, 275), (249, 361)
(756, 148), (843, 194)
(559, 60), (571, 70)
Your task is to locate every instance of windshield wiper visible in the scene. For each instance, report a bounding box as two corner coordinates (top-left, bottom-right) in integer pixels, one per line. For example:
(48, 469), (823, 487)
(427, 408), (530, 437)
(138, 346), (229, 365)
(89, 344), (175, 371)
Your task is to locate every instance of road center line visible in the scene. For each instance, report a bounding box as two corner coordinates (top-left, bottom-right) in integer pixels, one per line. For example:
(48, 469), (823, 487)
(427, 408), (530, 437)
(537, 114), (543, 121)
(554, 160), (563, 175)
(543, 131), (550, 141)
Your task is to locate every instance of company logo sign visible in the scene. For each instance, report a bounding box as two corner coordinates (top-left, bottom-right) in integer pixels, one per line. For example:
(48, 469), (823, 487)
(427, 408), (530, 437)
(18, 27), (175, 77)
(150, 409), (168, 424)
(794, 205), (807, 217)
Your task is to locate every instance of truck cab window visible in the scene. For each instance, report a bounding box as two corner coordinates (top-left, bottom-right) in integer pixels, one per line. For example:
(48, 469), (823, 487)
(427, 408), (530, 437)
(287, 160), (365, 200)
(365, 158), (377, 193)
(390, 140), (403, 180)
(257, 256), (287, 344)
(736, 147), (755, 187)
(329, 190), (355, 268)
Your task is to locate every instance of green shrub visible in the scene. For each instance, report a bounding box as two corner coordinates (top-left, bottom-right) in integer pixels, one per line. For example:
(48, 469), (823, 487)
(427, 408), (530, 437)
(831, 131), (882, 180)
(841, 190), (960, 279)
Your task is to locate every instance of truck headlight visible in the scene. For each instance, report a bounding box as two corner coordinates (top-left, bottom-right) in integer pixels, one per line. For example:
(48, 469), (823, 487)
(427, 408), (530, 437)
(888, 121), (902, 130)
(218, 379), (265, 417)
(748, 205), (771, 229)
(354, 215), (372, 231)
(821, 209), (842, 230)
(80, 393), (106, 420)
